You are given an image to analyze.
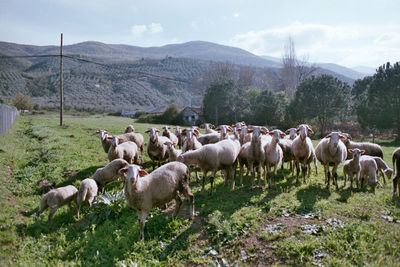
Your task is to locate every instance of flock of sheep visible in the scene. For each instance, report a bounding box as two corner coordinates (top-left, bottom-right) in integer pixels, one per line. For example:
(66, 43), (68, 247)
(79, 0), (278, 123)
(36, 122), (400, 240)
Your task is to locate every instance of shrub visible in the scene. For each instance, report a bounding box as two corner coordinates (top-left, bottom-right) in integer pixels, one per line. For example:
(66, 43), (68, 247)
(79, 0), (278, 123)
(12, 93), (34, 110)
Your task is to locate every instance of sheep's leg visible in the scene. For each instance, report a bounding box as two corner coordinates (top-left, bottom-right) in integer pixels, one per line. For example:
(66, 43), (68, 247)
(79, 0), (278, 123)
(273, 164), (278, 188)
(229, 166), (235, 190)
(48, 206), (58, 224)
(324, 165), (330, 190)
(223, 169), (228, 186)
(355, 172), (360, 189)
(332, 165), (339, 191)
(295, 160), (300, 184)
(140, 145), (144, 164)
(209, 170), (217, 195)
(263, 164), (268, 187)
(302, 164), (307, 184)
(195, 167), (200, 183)
(76, 200), (81, 219)
(379, 169), (386, 185)
(239, 162), (244, 186)
(174, 194), (183, 217)
(249, 162), (255, 188)
(307, 163), (312, 178)
(314, 158), (318, 176)
(182, 184), (195, 220)
(201, 170), (208, 193)
(393, 176), (399, 198)
(36, 201), (48, 220)
(137, 211), (148, 240)
(257, 164), (262, 187)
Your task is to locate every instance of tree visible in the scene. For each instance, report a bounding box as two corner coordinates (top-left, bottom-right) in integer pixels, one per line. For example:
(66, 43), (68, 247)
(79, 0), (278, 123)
(281, 36), (316, 98)
(287, 75), (351, 137)
(12, 93), (34, 110)
(253, 89), (281, 126)
(354, 62), (400, 140)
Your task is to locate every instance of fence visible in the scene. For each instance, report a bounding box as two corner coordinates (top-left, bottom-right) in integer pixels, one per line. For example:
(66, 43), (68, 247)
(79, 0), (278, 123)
(0, 104), (20, 137)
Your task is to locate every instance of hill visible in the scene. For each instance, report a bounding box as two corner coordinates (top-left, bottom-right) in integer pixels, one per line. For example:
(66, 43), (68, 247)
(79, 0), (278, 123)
(0, 40), (357, 111)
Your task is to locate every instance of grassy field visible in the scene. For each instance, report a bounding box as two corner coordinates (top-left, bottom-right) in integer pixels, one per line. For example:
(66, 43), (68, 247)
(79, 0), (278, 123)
(1, 113), (400, 266)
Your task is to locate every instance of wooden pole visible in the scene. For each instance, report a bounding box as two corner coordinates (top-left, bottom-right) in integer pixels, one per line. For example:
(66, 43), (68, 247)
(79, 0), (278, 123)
(60, 33), (63, 126)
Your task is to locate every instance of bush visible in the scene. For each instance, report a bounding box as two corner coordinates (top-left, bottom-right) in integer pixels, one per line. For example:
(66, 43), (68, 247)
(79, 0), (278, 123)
(12, 93), (34, 110)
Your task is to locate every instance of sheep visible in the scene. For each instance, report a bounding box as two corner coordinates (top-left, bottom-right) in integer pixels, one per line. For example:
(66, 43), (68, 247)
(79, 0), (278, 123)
(292, 124), (316, 184)
(119, 162), (194, 240)
(174, 126), (184, 148)
(93, 159), (129, 193)
(36, 185), (78, 223)
(107, 136), (139, 164)
(96, 129), (111, 153)
(215, 124), (234, 140)
(362, 155), (394, 185)
(76, 178), (98, 219)
(201, 123), (217, 134)
(146, 128), (170, 170)
(279, 138), (295, 175)
(341, 133), (383, 159)
(343, 148), (365, 189)
(178, 136), (241, 194)
(238, 126), (269, 188)
(197, 133), (221, 145)
(238, 125), (252, 145)
(285, 128), (298, 140)
(392, 147), (400, 197)
(117, 132), (145, 163)
(264, 130), (285, 188)
(124, 125), (135, 133)
(315, 132), (347, 190)
(359, 155), (382, 192)
(164, 140), (182, 162)
(162, 126), (179, 145)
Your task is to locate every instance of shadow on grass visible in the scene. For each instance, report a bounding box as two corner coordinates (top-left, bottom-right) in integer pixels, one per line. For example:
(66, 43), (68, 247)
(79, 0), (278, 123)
(296, 185), (331, 213)
(57, 165), (103, 187)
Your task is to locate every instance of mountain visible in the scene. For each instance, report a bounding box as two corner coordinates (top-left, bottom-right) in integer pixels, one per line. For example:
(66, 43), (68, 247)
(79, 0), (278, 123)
(315, 63), (369, 80)
(352, 66), (376, 75)
(0, 40), (358, 111)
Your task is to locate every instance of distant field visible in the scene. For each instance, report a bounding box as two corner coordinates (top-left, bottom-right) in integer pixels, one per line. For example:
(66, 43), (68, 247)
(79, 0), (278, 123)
(0, 113), (399, 266)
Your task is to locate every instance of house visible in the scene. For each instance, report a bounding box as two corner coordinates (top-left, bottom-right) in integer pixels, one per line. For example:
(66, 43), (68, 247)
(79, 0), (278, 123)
(180, 107), (203, 126)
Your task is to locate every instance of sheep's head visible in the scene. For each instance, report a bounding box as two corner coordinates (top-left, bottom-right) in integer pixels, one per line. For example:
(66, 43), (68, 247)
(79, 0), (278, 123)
(285, 128), (297, 140)
(216, 125), (233, 139)
(124, 125), (134, 133)
(297, 124), (313, 141)
(175, 126), (182, 134)
(119, 164), (148, 185)
(146, 128), (160, 142)
(384, 168), (394, 180)
(269, 129), (286, 142)
(164, 141), (176, 149)
(325, 132), (346, 147)
(96, 130), (108, 140)
(348, 148), (365, 159)
(249, 126), (268, 140)
(108, 136), (124, 147)
(341, 133), (352, 145)
(240, 126), (248, 136)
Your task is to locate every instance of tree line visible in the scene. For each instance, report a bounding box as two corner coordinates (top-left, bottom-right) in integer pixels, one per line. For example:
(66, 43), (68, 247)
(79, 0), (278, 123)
(202, 62), (400, 140)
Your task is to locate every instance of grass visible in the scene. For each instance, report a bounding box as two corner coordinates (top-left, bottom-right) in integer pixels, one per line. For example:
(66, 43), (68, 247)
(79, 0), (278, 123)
(1, 112), (400, 265)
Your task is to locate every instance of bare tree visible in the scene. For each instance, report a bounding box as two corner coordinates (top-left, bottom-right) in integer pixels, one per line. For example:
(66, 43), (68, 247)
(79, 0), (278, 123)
(281, 36), (316, 98)
(238, 66), (256, 88)
(203, 61), (235, 87)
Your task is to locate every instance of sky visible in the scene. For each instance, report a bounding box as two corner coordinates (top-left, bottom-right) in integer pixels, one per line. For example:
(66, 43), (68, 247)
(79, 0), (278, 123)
(0, 0), (399, 68)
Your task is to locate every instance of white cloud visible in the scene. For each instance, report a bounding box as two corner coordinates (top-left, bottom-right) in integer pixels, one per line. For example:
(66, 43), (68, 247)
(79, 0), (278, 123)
(149, 23), (163, 34)
(234, 13), (239, 18)
(130, 24), (147, 37)
(228, 22), (400, 67)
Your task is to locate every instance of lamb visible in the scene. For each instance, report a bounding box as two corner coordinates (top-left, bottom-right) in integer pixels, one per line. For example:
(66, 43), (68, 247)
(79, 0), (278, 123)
(119, 162), (194, 240)
(107, 136), (139, 164)
(124, 125), (135, 133)
(174, 126), (184, 148)
(162, 126), (179, 145)
(315, 132), (347, 190)
(343, 148), (365, 189)
(238, 126), (269, 188)
(76, 178), (98, 218)
(96, 130), (111, 153)
(292, 124), (316, 184)
(341, 133), (383, 159)
(178, 136), (241, 194)
(201, 123), (217, 134)
(164, 140), (182, 162)
(362, 155), (394, 185)
(93, 158), (129, 193)
(279, 138), (295, 175)
(36, 185), (78, 223)
(117, 132), (145, 163)
(238, 125), (252, 145)
(392, 147), (400, 197)
(359, 155), (382, 192)
(264, 130), (285, 188)
(285, 128), (298, 140)
(146, 128), (170, 170)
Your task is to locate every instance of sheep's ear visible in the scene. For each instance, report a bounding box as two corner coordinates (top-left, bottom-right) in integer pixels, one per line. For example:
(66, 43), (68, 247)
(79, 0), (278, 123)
(231, 124), (236, 127)
(118, 168), (128, 175)
(241, 122), (246, 126)
(280, 132), (286, 137)
(228, 126), (233, 132)
(325, 134), (332, 139)
(104, 131), (108, 134)
(348, 149), (354, 153)
(247, 128), (253, 133)
(173, 142), (177, 146)
(268, 132), (274, 136)
(210, 124), (215, 129)
(139, 169), (148, 176)
(107, 136), (113, 140)
(118, 138), (124, 142)
(193, 131), (199, 137)
(339, 135), (346, 140)
(307, 126), (314, 134)
(237, 128), (242, 133)
(164, 142), (168, 145)
(360, 150), (366, 154)
(145, 129), (150, 133)
(285, 129), (291, 134)
(156, 130), (160, 133)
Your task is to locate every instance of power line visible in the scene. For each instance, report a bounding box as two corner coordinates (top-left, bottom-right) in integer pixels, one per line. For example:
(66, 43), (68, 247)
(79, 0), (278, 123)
(0, 54), (59, 58)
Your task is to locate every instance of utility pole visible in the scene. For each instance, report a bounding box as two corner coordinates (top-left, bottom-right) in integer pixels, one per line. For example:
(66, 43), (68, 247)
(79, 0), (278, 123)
(60, 33), (63, 126)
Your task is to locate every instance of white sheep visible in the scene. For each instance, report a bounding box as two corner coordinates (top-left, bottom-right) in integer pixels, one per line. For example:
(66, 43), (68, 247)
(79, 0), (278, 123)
(76, 178), (98, 218)
(162, 126), (179, 145)
(315, 132), (347, 190)
(359, 155), (382, 192)
(341, 133), (384, 159)
(279, 138), (295, 175)
(93, 159), (129, 193)
(146, 128), (170, 170)
(362, 155), (394, 185)
(108, 136), (139, 164)
(164, 140), (182, 162)
(201, 123), (217, 134)
(178, 136), (241, 194)
(264, 129), (285, 188)
(343, 148), (365, 189)
(197, 133), (221, 145)
(238, 125), (252, 145)
(118, 132), (145, 163)
(36, 185), (78, 223)
(124, 125), (135, 133)
(292, 124), (316, 184)
(181, 128), (203, 181)
(96, 129), (111, 153)
(285, 128), (298, 140)
(215, 124), (234, 140)
(392, 147), (400, 197)
(119, 162), (194, 240)
(174, 126), (184, 148)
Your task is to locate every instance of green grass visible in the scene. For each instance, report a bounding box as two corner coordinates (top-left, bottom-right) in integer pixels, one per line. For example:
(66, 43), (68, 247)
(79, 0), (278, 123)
(1, 113), (400, 265)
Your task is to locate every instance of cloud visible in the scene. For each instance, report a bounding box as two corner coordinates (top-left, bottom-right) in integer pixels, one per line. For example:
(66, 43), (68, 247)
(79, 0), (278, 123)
(228, 22), (400, 67)
(130, 23), (163, 37)
(234, 13), (239, 18)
